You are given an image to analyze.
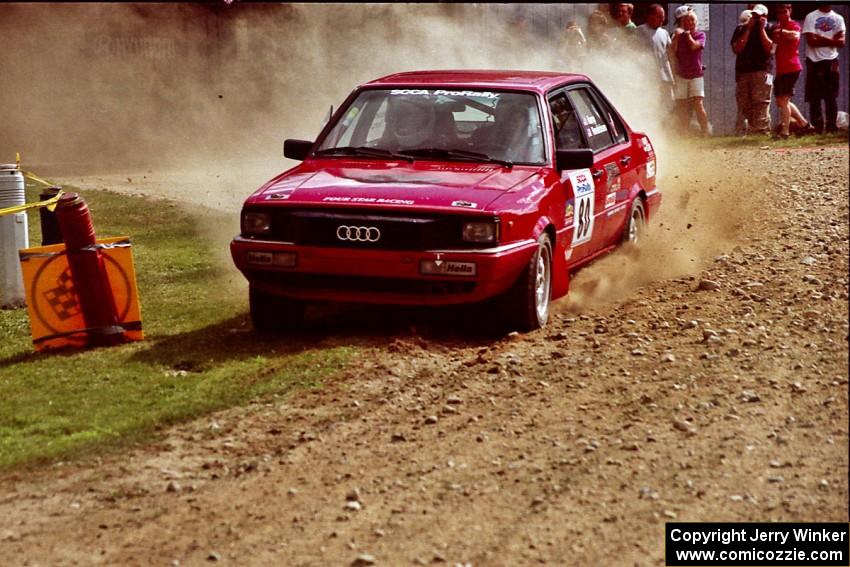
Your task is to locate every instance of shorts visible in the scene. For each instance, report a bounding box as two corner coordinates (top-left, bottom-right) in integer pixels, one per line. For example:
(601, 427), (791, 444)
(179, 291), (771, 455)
(674, 76), (704, 100)
(774, 71), (801, 97)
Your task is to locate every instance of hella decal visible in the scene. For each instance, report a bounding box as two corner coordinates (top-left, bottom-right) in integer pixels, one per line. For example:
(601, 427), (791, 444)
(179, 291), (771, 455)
(451, 200), (478, 209)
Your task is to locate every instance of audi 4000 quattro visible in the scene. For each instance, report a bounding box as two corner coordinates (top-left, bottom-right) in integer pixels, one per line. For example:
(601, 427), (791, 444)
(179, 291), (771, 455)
(231, 70), (661, 331)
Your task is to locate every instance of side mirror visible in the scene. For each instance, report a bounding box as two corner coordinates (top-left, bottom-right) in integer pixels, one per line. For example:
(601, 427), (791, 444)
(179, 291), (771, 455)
(283, 139), (313, 161)
(555, 148), (594, 171)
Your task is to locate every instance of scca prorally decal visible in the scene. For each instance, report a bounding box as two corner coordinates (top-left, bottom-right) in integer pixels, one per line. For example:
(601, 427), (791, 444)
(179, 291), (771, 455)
(389, 89), (499, 99)
(568, 168), (595, 247)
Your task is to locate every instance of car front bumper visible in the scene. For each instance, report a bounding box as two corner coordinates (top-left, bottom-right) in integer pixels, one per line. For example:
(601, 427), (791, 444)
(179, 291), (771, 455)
(230, 236), (537, 306)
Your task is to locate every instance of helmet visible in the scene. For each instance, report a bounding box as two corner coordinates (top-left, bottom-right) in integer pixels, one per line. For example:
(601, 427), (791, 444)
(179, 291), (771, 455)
(388, 96), (436, 148)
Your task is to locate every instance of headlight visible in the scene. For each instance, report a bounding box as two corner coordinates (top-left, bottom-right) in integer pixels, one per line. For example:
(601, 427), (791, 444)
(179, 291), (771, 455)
(462, 220), (499, 243)
(242, 211), (271, 235)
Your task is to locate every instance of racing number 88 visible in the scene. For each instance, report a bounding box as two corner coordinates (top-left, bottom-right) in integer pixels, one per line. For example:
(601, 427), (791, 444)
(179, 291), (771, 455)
(577, 198), (591, 239)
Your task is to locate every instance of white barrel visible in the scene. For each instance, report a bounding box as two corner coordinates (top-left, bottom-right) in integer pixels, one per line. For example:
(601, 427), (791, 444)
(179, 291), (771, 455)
(0, 164), (25, 208)
(0, 164), (29, 307)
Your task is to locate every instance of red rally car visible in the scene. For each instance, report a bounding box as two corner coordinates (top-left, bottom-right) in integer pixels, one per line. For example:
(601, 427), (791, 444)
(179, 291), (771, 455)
(231, 70), (661, 331)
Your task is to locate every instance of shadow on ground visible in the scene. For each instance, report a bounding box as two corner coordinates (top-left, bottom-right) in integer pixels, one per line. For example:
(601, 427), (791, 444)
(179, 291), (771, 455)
(131, 301), (508, 369)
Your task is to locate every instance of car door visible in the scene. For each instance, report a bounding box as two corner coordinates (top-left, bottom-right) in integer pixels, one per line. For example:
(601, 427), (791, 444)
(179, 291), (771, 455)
(562, 86), (617, 258)
(584, 86), (638, 246)
(548, 89), (596, 265)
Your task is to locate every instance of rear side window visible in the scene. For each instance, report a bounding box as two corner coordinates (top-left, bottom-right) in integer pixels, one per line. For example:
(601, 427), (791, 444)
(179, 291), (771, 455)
(567, 88), (614, 152)
(589, 88), (627, 144)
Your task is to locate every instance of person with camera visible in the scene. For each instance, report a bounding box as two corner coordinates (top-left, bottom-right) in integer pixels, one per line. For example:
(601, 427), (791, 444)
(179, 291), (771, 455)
(730, 4), (775, 136)
(670, 6), (711, 137)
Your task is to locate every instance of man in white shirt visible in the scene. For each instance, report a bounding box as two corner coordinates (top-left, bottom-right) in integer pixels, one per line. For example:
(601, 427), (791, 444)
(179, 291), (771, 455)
(636, 4), (674, 111)
(803, 4), (846, 133)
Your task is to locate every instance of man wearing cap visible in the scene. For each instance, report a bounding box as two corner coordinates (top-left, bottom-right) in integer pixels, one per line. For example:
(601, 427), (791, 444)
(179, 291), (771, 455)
(803, 4), (846, 133)
(730, 4), (775, 136)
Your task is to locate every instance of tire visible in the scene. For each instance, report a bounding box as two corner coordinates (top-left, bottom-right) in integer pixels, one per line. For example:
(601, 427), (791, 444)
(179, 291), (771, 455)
(623, 198), (646, 245)
(501, 233), (553, 331)
(249, 285), (304, 333)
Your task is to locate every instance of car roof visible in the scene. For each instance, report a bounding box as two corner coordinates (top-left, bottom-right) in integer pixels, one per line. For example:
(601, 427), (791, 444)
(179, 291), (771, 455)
(364, 70), (590, 94)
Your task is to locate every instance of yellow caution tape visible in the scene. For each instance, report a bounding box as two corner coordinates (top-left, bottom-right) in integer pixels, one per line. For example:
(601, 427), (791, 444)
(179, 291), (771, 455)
(22, 170), (56, 187)
(0, 191), (64, 216)
(0, 153), (64, 216)
(0, 169), (64, 216)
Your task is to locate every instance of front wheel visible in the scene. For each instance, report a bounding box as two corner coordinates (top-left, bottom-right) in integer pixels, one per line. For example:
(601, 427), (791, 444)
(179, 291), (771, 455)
(249, 285), (304, 333)
(500, 233), (552, 331)
(623, 198), (646, 245)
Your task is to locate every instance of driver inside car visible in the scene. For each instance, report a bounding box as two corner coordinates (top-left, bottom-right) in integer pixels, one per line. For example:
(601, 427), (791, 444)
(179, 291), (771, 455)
(470, 99), (535, 162)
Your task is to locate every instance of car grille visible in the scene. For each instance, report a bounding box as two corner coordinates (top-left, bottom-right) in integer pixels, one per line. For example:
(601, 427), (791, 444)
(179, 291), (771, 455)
(250, 271), (476, 296)
(249, 208), (489, 251)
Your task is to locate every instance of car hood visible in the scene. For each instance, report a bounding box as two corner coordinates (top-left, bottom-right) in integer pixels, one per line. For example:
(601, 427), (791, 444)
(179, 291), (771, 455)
(248, 160), (543, 212)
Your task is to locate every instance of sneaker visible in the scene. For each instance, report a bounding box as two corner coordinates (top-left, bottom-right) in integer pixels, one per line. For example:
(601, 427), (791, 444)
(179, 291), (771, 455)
(772, 132), (790, 140)
(795, 123), (817, 137)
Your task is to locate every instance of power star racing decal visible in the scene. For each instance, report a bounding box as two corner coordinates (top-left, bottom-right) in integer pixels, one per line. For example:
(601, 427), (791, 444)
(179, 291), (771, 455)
(568, 168), (594, 246)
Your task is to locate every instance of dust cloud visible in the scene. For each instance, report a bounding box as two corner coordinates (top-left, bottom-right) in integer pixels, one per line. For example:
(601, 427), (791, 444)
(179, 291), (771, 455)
(1, 4), (664, 181)
(0, 3), (759, 303)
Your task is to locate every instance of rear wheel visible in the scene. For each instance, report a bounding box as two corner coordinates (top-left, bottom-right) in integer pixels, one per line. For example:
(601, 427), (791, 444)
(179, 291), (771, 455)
(249, 285), (304, 333)
(624, 198), (645, 245)
(501, 233), (552, 331)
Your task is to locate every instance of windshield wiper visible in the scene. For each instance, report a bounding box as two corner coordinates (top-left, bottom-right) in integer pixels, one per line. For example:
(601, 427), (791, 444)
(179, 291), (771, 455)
(314, 146), (414, 163)
(398, 148), (513, 168)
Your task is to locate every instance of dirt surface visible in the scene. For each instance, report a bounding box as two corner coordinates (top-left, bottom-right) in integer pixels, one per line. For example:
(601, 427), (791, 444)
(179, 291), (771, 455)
(2, 145), (848, 566)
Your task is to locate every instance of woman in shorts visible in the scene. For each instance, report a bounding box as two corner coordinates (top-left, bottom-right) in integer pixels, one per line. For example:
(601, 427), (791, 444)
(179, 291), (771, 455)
(772, 3), (815, 138)
(670, 8), (711, 136)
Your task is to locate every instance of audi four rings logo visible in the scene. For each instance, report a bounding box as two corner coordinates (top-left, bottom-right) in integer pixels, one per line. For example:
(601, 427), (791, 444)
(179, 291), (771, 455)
(336, 225), (381, 242)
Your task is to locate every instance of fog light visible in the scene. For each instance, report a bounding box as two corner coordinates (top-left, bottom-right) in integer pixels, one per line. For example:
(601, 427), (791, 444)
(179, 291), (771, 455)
(420, 260), (476, 276)
(246, 251), (297, 267)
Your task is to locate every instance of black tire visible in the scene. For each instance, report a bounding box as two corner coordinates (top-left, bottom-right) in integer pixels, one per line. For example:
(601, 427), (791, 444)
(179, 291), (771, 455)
(623, 198), (646, 245)
(249, 285), (304, 333)
(500, 233), (553, 331)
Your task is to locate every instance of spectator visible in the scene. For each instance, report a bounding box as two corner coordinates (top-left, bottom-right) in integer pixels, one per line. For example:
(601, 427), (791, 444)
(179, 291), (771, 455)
(563, 19), (587, 61)
(614, 3), (637, 30)
(670, 7), (710, 136)
(734, 9), (752, 135)
(730, 4), (775, 136)
(772, 3), (815, 139)
(637, 4), (674, 109)
(803, 4), (846, 133)
(587, 9), (615, 52)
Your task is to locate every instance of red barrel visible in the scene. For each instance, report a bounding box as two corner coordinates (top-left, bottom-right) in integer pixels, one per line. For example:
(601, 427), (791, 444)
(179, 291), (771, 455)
(55, 193), (124, 346)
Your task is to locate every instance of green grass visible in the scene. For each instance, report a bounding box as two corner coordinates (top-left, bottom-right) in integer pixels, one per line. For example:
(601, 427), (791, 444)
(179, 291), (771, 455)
(694, 130), (849, 150)
(0, 179), (353, 469)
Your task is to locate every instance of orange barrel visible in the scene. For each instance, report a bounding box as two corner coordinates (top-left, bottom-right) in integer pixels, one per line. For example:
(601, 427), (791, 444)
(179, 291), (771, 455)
(55, 193), (124, 345)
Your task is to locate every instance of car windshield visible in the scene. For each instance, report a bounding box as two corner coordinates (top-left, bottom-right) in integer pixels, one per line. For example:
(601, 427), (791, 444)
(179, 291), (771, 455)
(315, 88), (546, 165)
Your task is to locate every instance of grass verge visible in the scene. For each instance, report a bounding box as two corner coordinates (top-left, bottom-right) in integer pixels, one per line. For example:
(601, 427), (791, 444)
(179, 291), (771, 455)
(694, 131), (849, 150)
(0, 178), (353, 470)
